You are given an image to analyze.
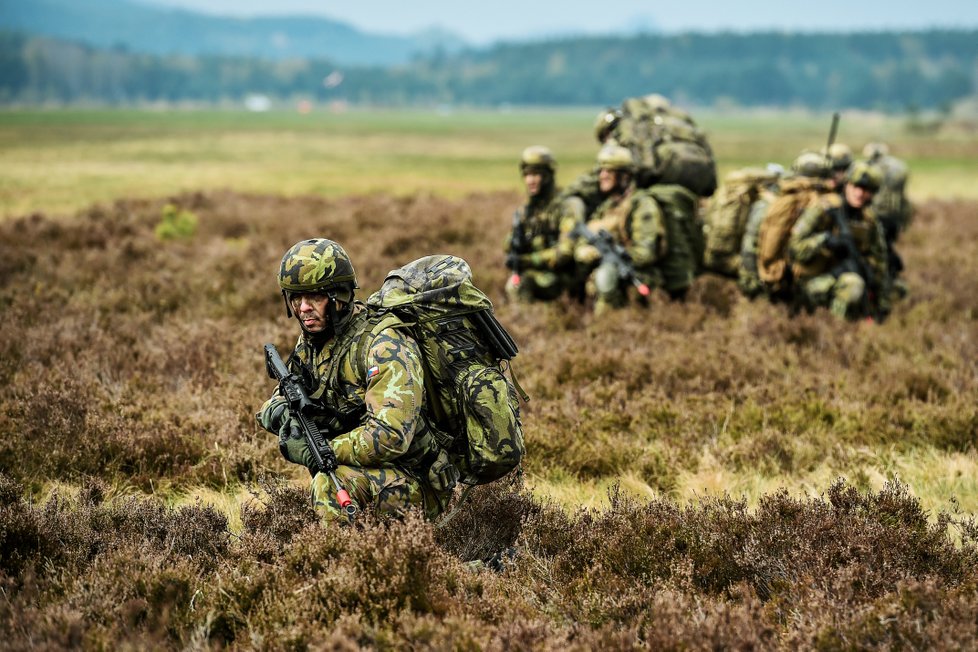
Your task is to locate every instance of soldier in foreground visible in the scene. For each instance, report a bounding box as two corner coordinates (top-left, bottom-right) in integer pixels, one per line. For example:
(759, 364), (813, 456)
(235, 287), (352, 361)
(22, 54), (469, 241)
(257, 239), (523, 522)
(788, 162), (890, 321)
(504, 146), (585, 303)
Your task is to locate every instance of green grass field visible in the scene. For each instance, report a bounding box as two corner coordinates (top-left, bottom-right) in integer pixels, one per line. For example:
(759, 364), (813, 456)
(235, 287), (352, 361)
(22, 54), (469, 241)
(2, 107), (976, 218)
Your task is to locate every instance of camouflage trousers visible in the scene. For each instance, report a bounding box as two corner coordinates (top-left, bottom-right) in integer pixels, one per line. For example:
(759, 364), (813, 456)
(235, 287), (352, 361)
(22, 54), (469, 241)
(504, 269), (568, 303)
(798, 271), (866, 320)
(585, 262), (654, 315)
(311, 464), (450, 523)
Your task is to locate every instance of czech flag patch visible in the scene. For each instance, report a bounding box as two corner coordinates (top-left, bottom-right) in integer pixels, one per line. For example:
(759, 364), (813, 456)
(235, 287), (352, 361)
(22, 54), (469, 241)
(366, 365), (380, 379)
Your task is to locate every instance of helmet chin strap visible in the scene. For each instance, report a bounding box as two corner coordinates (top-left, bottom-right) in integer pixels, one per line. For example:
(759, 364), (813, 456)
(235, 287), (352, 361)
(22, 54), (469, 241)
(614, 171), (632, 194)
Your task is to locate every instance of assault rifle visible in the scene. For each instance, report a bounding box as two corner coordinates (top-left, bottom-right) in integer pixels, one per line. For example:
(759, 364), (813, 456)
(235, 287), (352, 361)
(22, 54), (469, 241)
(829, 209), (882, 323)
(506, 209), (527, 288)
(263, 343), (356, 517)
(825, 111), (840, 154)
(824, 112), (883, 322)
(570, 222), (651, 297)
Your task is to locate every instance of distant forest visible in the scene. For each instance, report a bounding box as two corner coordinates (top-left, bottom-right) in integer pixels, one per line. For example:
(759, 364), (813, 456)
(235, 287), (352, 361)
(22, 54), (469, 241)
(1, 29), (976, 110)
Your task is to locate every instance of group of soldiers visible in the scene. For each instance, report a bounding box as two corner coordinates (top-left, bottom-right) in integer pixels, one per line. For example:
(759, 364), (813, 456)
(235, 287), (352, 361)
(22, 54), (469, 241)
(505, 95), (913, 321)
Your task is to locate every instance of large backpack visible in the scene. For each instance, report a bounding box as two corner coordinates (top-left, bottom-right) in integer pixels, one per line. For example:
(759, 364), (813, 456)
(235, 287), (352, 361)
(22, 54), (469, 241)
(614, 98), (718, 197)
(647, 184), (704, 278)
(702, 167), (780, 277)
(871, 155), (914, 236)
(756, 178), (832, 293)
(365, 255), (525, 485)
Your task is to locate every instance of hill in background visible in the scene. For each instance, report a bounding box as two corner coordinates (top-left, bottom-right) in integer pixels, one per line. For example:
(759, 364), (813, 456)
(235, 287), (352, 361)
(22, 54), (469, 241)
(0, 0), (467, 66)
(1, 0), (976, 110)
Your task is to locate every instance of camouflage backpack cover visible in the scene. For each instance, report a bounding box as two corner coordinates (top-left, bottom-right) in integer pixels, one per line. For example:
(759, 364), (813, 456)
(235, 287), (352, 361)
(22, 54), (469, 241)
(702, 167), (780, 277)
(618, 102), (718, 197)
(646, 184), (704, 277)
(756, 177), (832, 293)
(365, 255), (525, 485)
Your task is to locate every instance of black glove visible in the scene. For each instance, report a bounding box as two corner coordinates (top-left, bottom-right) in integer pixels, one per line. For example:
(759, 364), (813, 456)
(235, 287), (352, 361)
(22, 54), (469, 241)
(505, 253), (520, 270)
(823, 234), (850, 256)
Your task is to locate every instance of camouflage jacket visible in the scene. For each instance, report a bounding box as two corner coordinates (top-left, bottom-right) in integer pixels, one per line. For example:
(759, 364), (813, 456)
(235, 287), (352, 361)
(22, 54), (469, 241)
(584, 186), (668, 287)
(258, 305), (444, 475)
(505, 187), (582, 271)
(788, 193), (889, 294)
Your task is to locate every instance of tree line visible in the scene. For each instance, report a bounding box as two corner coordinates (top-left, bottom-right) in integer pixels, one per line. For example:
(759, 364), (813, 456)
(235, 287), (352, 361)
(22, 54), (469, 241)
(1, 29), (976, 109)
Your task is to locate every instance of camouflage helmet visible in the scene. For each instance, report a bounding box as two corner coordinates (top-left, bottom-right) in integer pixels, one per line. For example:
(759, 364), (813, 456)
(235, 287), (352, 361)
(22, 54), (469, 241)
(790, 151), (831, 179)
(825, 143), (854, 171)
(862, 142), (890, 160)
(519, 145), (557, 174)
(593, 107), (621, 143)
(278, 238), (359, 294)
(596, 143), (635, 172)
(846, 161), (883, 192)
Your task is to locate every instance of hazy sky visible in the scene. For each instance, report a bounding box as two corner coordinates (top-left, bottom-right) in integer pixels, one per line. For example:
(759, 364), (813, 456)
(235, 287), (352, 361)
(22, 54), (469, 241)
(143, 0), (978, 44)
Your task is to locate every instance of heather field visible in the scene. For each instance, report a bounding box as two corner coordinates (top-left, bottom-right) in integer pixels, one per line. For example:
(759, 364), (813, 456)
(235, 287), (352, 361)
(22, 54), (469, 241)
(1, 109), (978, 648)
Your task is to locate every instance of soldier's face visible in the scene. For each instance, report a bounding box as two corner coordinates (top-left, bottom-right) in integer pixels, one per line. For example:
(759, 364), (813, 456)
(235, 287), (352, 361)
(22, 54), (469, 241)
(598, 167), (618, 193)
(290, 292), (330, 333)
(524, 172), (543, 197)
(845, 183), (874, 210)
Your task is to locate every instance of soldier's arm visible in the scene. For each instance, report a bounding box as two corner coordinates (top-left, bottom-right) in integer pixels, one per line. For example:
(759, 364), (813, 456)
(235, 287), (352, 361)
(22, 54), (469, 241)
(626, 194), (667, 267)
(788, 203), (832, 264)
(525, 196), (586, 269)
(329, 327), (425, 467)
(554, 196), (586, 265)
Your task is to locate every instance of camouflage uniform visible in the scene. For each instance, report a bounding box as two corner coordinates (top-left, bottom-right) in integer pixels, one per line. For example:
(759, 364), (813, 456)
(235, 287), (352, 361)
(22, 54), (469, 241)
(574, 145), (696, 313)
(578, 186), (691, 312)
(257, 239), (464, 524)
(504, 189), (584, 303)
(788, 193), (889, 320)
(258, 305), (455, 522)
(864, 144), (912, 299)
(865, 144), (914, 239)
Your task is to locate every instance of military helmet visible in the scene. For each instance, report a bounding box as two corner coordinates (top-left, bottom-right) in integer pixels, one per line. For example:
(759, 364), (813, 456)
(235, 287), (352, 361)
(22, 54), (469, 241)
(643, 93), (672, 111)
(519, 145), (557, 174)
(597, 143), (635, 172)
(790, 151), (831, 179)
(862, 142), (890, 160)
(593, 107), (621, 143)
(278, 238), (358, 294)
(826, 143), (854, 171)
(846, 161), (883, 192)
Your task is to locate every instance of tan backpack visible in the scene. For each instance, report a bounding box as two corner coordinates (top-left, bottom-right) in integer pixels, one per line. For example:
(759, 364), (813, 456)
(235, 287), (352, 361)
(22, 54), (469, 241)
(756, 178), (832, 293)
(702, 167), (780, 277)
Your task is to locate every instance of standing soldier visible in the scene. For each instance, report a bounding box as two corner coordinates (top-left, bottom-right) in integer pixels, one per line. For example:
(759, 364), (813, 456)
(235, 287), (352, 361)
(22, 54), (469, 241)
(256, 240), (473, 522)
(505, 146), (584, 303)
(788, 162), (890, 320)
(574, 144), (694, 314)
